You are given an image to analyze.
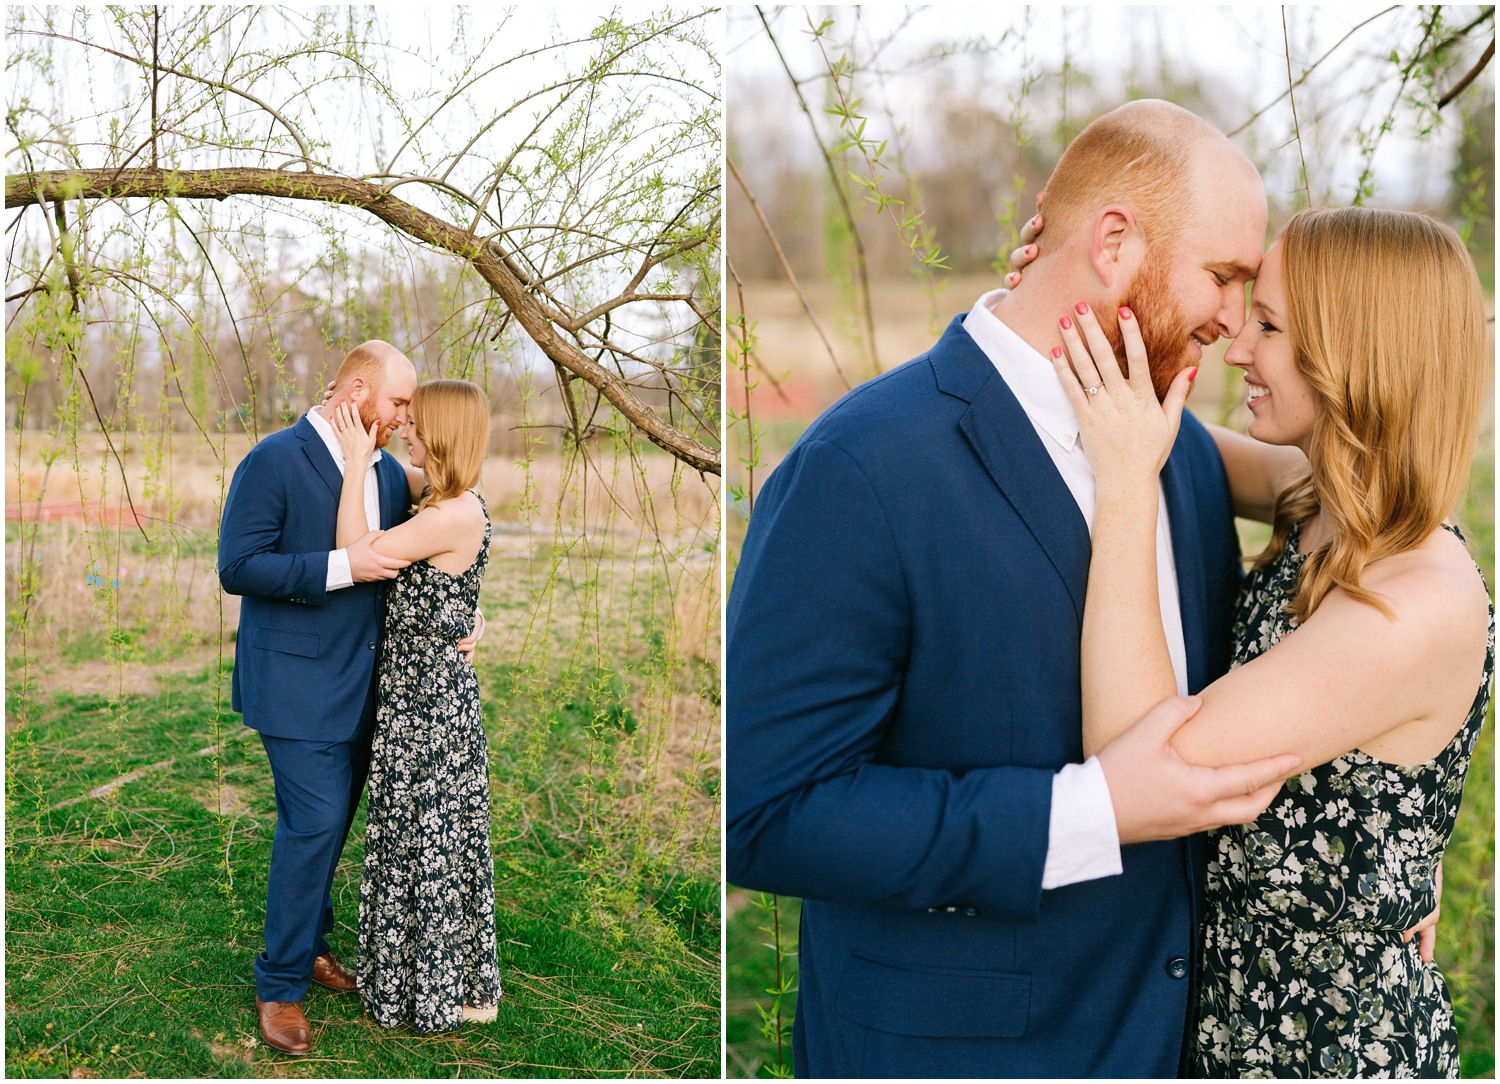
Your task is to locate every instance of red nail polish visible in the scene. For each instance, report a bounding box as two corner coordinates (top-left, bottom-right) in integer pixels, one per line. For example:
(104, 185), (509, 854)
(1188, 367), (1199, 381)
(1052, 347), (1063, 359)
(1075, 302), (1089, 315)
(1060, 316), (1073, 331)
(1119, 306), (1133, 321)
(1026, 244), (1036, 256)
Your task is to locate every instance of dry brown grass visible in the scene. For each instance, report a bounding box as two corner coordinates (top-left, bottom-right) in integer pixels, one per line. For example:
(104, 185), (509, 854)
(7, 429), (716, 534)
(7, 434), (719, 682)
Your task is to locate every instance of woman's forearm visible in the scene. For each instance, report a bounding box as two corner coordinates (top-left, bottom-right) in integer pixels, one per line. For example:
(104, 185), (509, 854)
(335, 468), (370, 549)
(1080, 482), (1178, 758)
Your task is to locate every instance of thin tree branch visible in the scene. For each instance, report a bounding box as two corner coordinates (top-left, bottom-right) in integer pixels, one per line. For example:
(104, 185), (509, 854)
(757, 5), (880, 374)
(728, 156), (852, 393)
(1229, 6), (1400, 137)
(1438, 36), (1495, 108)
(1283, 9), (1311, 209)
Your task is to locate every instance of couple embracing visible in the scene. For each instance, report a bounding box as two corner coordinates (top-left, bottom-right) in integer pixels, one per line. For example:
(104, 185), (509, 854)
(218, 343), (502, 1052)
(728, 100), (1490, 1077)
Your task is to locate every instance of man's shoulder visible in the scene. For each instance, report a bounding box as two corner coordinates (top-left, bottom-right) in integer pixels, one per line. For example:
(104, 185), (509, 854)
(246, 417), (312, 455)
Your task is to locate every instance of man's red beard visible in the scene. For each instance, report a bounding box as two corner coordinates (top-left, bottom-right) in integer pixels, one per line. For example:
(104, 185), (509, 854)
(357, 399), (392, 449)
(1102, 257), (1203, 401)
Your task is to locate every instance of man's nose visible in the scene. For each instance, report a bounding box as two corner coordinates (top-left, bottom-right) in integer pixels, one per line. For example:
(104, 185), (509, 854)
(1216, 286), (1248, 337)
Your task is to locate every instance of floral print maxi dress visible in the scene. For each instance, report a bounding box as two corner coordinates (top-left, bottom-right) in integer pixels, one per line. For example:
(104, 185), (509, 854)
(358, 498), (502, 1032)
(1194, 524), (1492, 1078)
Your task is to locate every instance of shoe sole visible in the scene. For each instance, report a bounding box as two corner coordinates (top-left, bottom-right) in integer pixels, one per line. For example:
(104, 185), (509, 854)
(260, 1035), (310, 1055)
(311, 977), (358, 993)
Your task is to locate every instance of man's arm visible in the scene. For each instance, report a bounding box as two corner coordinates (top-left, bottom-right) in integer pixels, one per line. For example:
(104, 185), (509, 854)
(728, 439), (1056, 920)
(218, 446), (332, 603)
(727, 438), (1298, 918)
(218, 443), (405, 601)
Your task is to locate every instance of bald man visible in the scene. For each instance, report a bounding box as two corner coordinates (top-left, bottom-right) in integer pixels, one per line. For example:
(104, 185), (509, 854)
(727, 102), (1293, 1077)
(219, 341), (456, 1054)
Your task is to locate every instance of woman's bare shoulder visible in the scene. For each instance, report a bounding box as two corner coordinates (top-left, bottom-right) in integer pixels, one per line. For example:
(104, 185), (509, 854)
(1358, 528), (1490, 651)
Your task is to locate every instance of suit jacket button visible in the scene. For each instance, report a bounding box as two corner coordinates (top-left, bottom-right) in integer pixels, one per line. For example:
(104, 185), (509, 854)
(1166, 957), (1189, 980)
(368, 641), (377, 650)
(963, 907), (978, 917)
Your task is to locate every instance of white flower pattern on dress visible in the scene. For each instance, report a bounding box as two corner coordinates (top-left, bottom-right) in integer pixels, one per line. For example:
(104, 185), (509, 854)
(1194, 524), (1492, 1079)
(358, 497), (502, 1033)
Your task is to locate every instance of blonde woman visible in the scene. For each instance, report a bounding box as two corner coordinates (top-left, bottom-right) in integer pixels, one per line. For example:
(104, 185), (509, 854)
(331, 379), (501, 1033)
(1047, 207), (1491, 1076)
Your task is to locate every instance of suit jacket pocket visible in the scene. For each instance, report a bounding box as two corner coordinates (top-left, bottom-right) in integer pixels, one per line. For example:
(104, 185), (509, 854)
(836, 954), (1030, 1038)
(252, 627), (320, 658)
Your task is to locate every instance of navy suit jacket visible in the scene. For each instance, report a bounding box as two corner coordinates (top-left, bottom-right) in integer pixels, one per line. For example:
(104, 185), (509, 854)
(727, 316), (1241, 1078)
(218, 416), (411, 742)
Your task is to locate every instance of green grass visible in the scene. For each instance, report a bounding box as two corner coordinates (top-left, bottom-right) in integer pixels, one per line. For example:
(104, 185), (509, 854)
(7, 546), (720, 1078)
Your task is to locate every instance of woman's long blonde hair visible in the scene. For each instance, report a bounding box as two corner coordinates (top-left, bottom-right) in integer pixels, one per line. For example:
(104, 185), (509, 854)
(1255, 206), (1487, 621)
(410, 379), (490, 512)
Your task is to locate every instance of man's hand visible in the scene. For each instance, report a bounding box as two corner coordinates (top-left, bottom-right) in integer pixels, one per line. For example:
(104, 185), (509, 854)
(1097, 695), (1300, 844)
(1402, 862), (1442, 964)
(348, 530), (410, 582)
(455, 609), (484, 665)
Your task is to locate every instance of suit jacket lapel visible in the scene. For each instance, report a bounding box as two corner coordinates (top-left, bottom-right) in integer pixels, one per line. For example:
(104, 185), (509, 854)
(936, 318), (1091, 623)
(376, 454), (404, 529)
(296, 416), (345, 501)
(1161, 442), (1209, 693)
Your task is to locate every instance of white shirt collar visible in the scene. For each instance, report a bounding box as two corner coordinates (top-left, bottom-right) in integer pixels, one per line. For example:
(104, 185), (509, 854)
(305, 408), (382, 470)
(962, 287), (1082, 452)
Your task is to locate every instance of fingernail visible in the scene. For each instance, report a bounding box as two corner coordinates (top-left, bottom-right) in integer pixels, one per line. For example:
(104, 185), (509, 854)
(1188, 367), (1199, 381)
(1075, 302), (1089, 315)
(1051, 347), (1063, 359)
(1060, 316), (1073, 331)
(1026, 244), (1036, 256)
(1119, 306), (1133, 321)
(1031, 215), (1041, 228)
(1006, 272), (1019, 286)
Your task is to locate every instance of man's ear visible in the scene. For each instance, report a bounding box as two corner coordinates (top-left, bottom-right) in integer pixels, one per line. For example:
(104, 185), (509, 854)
(1091, 204), (1145, 288)
(346, 376), (368, 404)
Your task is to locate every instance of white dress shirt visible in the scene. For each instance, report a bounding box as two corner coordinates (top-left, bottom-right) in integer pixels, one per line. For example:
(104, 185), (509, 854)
(963, 288), (1190, 889)
(305, 408), (383, 592)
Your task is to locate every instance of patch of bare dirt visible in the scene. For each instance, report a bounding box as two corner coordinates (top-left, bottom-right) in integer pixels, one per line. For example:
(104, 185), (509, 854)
(194, 782), (255, 819)
(20, 654), (213, 700)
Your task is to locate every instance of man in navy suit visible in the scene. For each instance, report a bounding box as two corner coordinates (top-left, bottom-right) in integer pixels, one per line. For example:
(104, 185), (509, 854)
(727, 101), (1300, 1077)
(219, 340), (461, 1054)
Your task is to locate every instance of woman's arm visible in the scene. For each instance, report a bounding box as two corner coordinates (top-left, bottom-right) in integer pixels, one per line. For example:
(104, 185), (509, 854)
(1205, 422), (1307, 523)
(361, 501), (466, 564)
(1171, 539), (1487, 769)
(330, 403), (378, 549)
(1053, 305), (1194, 757)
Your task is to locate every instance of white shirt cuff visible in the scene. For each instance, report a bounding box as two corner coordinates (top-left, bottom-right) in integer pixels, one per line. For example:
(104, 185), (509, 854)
(1042, 756), (1123, 890)
(326, 548), (353, 592)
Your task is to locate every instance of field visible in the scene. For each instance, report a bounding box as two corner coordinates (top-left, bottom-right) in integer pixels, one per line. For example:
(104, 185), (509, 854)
(5, 434), (722, 1078)
(725, 275), (1496, 1078)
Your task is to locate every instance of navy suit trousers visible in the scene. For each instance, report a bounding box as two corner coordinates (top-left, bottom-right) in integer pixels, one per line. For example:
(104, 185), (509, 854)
(253, 674), (377, 1002)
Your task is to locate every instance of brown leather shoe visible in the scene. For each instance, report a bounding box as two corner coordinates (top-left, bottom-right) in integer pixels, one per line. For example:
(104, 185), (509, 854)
(311, 952), (358, 993)
(256, 998), (310, 1054)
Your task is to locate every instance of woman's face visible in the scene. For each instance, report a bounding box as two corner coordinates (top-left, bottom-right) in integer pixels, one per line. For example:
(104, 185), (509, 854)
(1223, 239), (1320, 453)
(400, 416), (428, 468)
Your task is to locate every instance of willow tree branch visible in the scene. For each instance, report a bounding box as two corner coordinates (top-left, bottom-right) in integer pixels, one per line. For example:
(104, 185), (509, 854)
(1438, 37), (1495, 108)
(5, 166), (720, 474)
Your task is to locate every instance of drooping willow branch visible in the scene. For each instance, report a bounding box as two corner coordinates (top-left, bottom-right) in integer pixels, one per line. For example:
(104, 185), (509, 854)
(6, 167), (721, 475)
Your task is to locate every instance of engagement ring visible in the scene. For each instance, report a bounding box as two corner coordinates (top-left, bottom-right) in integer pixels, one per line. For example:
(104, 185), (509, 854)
(1085, 384), (1103, 396)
